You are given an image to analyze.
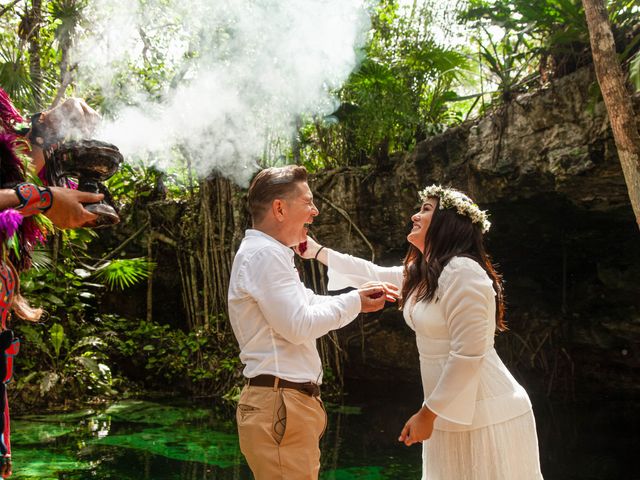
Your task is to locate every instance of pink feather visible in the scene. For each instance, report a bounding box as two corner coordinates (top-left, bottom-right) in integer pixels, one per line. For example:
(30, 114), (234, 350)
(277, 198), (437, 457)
(0, 209), (23, 240)
(0, 88), (24, 133)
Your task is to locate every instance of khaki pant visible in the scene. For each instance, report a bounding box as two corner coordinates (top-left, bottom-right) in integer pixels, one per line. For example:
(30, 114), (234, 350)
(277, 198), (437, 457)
(236, 384), (327, 480)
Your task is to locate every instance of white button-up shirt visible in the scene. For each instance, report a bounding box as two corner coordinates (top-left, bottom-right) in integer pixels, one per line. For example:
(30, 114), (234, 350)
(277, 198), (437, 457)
(228, 229), (361, 384)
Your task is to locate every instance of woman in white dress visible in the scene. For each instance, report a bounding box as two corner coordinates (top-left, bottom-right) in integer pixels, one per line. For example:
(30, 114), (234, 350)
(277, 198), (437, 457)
(298, 185), (543, 479)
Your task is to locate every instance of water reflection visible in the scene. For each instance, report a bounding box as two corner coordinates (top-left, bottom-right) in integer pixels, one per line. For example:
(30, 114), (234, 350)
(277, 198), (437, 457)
(8, 382), (638, 479)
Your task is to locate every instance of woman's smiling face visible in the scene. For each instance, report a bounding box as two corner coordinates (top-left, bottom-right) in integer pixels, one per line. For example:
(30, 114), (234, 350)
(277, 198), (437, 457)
(407, 197), (437, 253)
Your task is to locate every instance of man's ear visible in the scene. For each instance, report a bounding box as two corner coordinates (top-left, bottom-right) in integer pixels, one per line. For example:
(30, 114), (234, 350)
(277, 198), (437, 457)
(272, 198), (286, 222)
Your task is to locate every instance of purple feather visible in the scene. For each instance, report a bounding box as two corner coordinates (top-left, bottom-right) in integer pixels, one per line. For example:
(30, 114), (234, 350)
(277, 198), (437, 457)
(38, 166), (48, 184)
(22, 217), (47, 246)
(0, 209), (23, 240)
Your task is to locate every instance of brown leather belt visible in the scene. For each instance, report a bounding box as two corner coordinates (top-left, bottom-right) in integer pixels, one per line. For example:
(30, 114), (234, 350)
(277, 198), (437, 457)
(248, 374), (320, 397)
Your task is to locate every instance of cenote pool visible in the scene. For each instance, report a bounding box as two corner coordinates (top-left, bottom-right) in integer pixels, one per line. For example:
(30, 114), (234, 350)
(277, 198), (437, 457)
(9, 381), (637, 479)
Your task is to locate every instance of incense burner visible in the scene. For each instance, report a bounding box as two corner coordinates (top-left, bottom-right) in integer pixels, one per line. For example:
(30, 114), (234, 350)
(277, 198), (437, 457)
(47, 140), (123, 227)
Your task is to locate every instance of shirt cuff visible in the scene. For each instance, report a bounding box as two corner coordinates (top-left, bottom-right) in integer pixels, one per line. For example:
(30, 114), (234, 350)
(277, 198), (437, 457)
(339, 289), (361, 328)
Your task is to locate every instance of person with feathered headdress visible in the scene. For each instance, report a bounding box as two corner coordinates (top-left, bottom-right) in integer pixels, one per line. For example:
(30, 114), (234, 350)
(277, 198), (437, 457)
(0, 87), (104, 477)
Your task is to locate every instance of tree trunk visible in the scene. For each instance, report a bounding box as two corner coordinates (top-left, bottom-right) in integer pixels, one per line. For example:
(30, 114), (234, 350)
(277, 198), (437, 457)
(28, 0), (43, 108)
(582, 0), (640, 230)
(53, 14), (76, 108)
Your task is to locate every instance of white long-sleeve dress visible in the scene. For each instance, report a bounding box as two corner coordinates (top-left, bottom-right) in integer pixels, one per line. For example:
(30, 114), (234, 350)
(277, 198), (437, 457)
(327, 250), (543, 479)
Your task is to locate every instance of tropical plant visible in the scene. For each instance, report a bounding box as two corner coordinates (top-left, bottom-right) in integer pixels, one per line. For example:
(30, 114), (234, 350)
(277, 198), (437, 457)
(303, 0), (472, 167)
(93, 257), (154, 290)
(99, 315), (242, 398)
(0, 0), (73, 110)
(461, 0), (639, 85)
(471, 26), (539, 106)
(12, 224), (156, 408)
(20, 229), (100, 323)
(15, 322), (113, 402)
(461, 0), (591, 80)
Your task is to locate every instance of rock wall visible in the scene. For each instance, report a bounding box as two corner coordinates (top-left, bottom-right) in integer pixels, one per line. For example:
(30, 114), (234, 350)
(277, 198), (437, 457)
(308, 66), (640, 397)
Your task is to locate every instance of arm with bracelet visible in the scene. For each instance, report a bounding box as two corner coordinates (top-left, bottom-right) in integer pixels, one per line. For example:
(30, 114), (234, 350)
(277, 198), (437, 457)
(0, 184), (102, 228)
(13, 183), (53, 216)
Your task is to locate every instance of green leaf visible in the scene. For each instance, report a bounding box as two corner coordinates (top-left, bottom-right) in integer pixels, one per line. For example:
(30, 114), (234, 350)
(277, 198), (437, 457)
(50, 324), (65, 358)
(75, 356), (101, 376)
(30, 248), (54, 270)
(93, 258), (155, 290)
(40, 372), (60, 395)
(629, 52), (640, 92)
(70, 336), (105, 352)
(45, 294), (65, 305)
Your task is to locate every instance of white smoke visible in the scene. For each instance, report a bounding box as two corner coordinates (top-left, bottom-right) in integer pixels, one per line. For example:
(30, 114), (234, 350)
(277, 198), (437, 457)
(73, 0), (370, 185)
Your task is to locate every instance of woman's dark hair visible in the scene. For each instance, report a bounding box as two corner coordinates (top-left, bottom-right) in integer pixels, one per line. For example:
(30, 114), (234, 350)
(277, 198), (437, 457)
(400, 198), (506, 331)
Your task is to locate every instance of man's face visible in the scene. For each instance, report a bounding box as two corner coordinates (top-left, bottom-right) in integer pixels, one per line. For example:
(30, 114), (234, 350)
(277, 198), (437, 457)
(281, 182), (319, 247)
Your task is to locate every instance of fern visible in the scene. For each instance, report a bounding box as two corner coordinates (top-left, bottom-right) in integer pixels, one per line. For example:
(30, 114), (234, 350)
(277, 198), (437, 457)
(93, 258), (155, 290)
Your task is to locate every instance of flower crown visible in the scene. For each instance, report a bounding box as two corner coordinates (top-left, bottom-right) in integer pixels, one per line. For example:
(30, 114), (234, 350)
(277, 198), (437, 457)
(418, 184), (491, 233)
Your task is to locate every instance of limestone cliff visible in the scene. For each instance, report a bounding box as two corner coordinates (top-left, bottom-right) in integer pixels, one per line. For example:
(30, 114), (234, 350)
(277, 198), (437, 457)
(308, 66), (640, 397)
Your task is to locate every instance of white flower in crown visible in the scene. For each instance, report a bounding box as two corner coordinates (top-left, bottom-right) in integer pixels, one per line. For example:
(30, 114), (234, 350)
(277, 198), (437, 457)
(418, 184), (491, 233)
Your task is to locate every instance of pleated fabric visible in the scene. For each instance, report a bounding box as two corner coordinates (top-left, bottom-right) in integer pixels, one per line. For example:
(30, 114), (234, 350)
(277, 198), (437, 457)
(423, 410), (544, 480)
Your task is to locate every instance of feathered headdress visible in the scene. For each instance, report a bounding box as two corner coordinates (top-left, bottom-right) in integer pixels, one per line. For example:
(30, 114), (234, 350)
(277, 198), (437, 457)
(0, 90), (49, 270)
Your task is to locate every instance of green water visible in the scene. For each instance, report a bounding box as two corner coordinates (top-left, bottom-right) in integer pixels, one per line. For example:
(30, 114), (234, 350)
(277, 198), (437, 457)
(8, 382), (638, 479)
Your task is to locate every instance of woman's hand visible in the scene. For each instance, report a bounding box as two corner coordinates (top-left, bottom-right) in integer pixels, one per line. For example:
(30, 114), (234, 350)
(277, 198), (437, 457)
(398, 406), (437, 446)
(293, 235), (322, 260)
(360, 281), (399, 302)
(358, 281), (399, 312)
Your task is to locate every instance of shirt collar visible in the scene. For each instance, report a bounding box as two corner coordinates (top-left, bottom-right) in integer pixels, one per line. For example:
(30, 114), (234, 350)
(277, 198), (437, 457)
(245, 229), (294, 259)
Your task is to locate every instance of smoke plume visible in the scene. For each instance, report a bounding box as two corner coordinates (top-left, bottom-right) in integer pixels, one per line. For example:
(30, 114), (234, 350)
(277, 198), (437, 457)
(73, 0), (370, 185)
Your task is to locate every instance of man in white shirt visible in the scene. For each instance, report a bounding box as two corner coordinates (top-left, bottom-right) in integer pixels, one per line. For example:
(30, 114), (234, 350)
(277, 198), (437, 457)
(228, 165), (397, 480)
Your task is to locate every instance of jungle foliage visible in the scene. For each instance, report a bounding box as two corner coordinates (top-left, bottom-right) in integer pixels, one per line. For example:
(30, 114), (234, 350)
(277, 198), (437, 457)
(299, 1), (472, 168)
(460, 0), (639, 106)
(0, 0), (638, 408)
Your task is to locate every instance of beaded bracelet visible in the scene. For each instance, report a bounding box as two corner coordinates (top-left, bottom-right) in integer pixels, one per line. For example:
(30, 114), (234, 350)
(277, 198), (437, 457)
(14, 183), (53, 216)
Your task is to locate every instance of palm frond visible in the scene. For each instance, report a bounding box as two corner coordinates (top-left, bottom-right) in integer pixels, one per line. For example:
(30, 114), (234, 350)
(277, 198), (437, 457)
(93, 257), (155, 290)
(30, 247), (54, 270)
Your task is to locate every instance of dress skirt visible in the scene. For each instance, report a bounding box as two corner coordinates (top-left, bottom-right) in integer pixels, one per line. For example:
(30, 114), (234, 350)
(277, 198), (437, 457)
(422, 410), (543, 480)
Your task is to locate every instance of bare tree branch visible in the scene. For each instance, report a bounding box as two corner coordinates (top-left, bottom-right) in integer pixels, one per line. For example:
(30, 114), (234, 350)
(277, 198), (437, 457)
(0, 0), (20, 18)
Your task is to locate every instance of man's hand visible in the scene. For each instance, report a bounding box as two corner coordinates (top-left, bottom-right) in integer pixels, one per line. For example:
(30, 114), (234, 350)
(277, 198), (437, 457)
(45, 187), (103, 229)
(398, 406), (437, 446)
(358, 282), (399, 313)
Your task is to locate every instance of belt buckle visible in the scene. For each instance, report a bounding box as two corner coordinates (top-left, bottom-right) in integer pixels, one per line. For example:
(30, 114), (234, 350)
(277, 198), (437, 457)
(300, 382), (319, 397)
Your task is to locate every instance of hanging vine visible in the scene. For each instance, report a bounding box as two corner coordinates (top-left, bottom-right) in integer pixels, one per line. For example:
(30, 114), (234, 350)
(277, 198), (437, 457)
(148, 174), (244, 332)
